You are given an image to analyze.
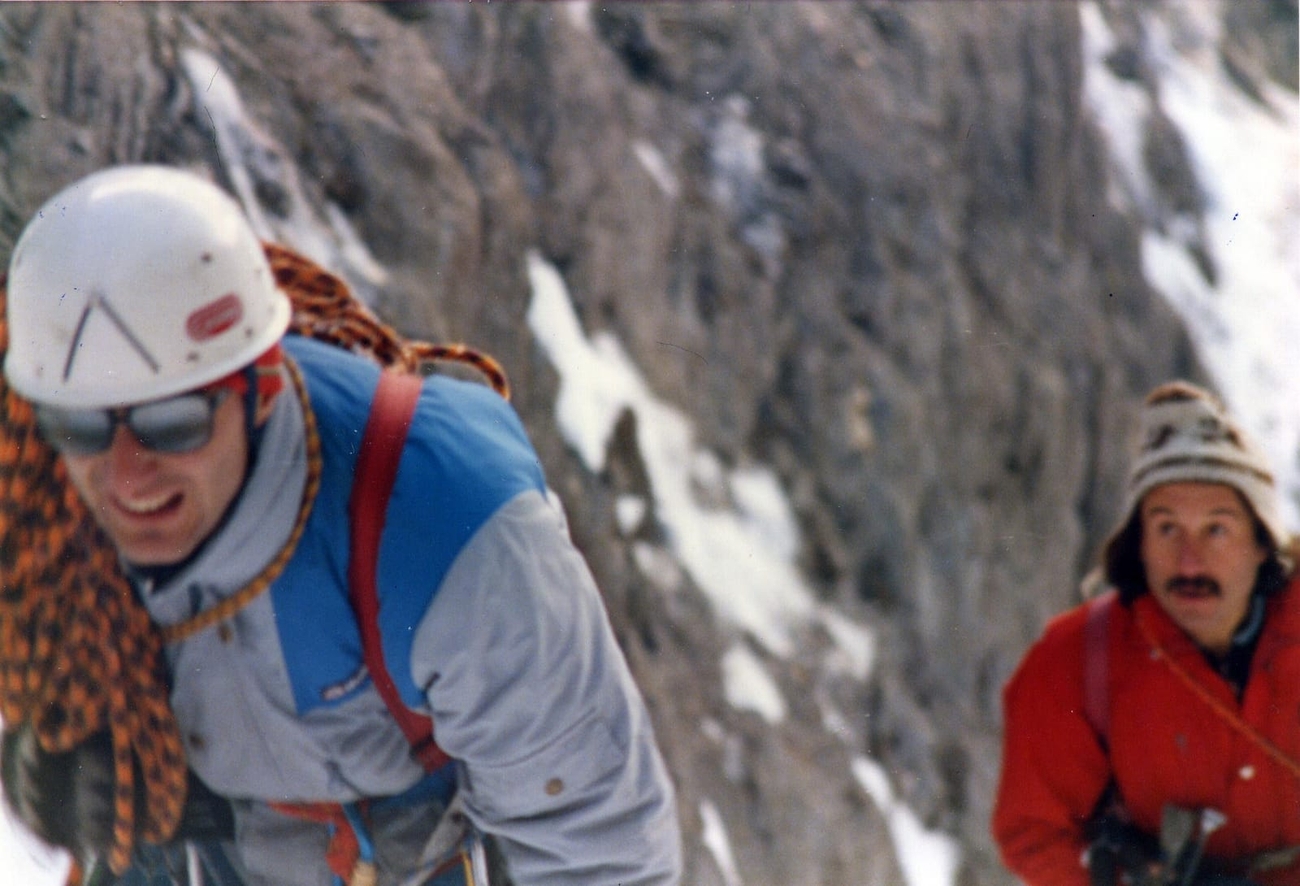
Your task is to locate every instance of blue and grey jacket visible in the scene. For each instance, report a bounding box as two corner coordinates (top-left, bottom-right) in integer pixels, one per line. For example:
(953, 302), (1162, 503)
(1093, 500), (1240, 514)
(135, 336), (682, 886)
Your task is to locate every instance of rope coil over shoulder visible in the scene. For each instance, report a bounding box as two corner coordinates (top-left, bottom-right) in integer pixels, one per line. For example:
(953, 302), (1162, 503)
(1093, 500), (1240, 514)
(0, 243), (508, 881)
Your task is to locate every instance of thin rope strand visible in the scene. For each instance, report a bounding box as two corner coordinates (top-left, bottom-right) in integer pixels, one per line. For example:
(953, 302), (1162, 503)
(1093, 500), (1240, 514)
(161, 359), (321, 644)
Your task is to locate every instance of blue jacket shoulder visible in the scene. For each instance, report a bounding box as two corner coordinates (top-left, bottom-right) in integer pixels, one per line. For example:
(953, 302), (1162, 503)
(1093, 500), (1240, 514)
(280, 335), (547, 710)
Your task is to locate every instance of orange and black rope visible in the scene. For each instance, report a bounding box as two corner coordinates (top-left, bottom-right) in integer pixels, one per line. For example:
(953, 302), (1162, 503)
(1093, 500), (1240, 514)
(0, 243), (509, 880)
(0, 320), (186, 877)
(267, 243), (510, 399)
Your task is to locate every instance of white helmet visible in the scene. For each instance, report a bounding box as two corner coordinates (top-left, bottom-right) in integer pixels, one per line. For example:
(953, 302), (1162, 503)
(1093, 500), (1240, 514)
(4, 165), (291, 408)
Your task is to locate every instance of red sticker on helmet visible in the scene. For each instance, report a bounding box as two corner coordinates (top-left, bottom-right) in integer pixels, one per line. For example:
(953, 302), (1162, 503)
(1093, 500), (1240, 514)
(186, 293), (244, 342)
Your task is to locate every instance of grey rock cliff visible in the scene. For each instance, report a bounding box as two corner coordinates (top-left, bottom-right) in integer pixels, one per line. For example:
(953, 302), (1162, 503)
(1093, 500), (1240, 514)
(0, 2), (1290, 883)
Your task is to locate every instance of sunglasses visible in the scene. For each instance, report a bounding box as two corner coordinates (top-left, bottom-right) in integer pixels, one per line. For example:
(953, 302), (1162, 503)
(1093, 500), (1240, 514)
(35, 389), (232, 457)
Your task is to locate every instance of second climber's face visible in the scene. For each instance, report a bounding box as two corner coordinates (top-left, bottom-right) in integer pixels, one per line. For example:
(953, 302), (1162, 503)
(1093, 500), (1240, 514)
(1139, 481), (1267, 656)
(56, 389), (249, 567)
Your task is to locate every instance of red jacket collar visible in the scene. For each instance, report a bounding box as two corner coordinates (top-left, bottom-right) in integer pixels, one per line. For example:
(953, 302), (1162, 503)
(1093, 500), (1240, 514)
(1128, 575), (1300, 656)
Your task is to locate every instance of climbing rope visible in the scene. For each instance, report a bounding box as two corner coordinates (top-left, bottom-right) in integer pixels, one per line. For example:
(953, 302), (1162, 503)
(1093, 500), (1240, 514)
(0, 243), (509, 880)
(274, 242), (510, 400)
(160, 357), (322, 646)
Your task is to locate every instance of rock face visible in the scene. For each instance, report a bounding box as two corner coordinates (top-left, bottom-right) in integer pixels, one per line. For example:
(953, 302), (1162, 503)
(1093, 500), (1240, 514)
(0, 2), (1290, 884)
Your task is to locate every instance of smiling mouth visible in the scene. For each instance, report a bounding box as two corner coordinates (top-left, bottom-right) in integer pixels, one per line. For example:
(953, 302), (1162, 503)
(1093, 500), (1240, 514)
(115, 491), (183, 517)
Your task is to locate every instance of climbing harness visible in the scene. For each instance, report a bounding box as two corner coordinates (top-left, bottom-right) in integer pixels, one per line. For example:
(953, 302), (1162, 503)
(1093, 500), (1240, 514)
(1082, 590), (1114, 747)
(0, 243), (508, 883)
(269, 365), (497, 886)
(347, 369), (450, 774)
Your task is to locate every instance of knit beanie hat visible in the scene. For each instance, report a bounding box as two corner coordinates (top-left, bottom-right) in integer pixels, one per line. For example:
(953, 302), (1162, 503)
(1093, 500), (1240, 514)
(1116, 381), (1289, 551)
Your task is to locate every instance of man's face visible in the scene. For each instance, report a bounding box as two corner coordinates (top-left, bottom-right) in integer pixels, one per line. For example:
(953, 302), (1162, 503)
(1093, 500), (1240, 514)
(1139, 481), (1267, 655)
(61, 392), (248, 566)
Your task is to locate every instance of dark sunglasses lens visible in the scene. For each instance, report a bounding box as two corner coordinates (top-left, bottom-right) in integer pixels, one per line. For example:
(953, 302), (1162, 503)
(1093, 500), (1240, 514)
(34, 407), (115, 456)
(129, 394), (218, 453)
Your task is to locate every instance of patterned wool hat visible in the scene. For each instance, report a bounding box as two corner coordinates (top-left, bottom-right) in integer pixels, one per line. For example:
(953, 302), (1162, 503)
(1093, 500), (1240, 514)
(1117, 380), (1288, 550)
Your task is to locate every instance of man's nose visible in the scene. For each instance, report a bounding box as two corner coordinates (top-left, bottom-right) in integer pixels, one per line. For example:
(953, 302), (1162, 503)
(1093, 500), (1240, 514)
(1175, 536), (1206, 575)
(103, 425), (155, 480)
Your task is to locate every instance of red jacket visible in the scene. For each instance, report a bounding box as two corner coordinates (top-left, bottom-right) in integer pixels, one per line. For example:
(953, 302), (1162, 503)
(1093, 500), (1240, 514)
(993, 577), (1300, 885)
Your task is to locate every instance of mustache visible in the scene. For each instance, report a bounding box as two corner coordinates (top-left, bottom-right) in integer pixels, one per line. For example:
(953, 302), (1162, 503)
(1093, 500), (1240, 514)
(1165, 576), (1222, 596)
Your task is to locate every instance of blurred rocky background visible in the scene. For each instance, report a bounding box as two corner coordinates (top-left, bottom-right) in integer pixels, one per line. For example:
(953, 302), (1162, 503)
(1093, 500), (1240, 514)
(0, 2), (1294, 884)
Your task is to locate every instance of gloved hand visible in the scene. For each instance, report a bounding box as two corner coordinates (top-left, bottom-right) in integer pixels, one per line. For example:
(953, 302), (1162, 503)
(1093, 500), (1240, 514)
(174, 767), (235, 842)
(1, 722), (119, 861)
(1088, 804), (1265, 886)
(1088, 813), (1164, 886)
(1, 723), (234, 863)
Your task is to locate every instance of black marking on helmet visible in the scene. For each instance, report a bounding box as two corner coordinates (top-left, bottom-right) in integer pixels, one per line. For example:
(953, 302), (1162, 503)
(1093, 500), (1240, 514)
(63, 291), (161, 382)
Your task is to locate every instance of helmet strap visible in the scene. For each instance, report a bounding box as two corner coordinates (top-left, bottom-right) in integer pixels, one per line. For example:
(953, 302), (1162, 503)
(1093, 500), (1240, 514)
(243, 363), (264, 466)
(204, 344), (285, 465)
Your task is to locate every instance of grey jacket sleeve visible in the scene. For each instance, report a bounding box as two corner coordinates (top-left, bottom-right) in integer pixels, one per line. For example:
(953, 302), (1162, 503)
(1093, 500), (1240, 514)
(409, 491), (683, 886)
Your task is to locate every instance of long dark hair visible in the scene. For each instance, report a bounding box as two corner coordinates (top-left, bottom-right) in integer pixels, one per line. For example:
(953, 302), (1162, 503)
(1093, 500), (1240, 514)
(1103, 509), (1293, 605)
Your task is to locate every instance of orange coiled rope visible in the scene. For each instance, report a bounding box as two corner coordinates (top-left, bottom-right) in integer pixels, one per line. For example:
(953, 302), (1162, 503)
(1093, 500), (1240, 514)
(0, 309), (188, 880)
(0, 243), (508, 880)
(276, 243), (510, 400)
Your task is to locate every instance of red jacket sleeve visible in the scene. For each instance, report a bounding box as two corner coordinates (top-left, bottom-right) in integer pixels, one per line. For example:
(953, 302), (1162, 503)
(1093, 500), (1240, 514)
(992, 606), (1114, 886)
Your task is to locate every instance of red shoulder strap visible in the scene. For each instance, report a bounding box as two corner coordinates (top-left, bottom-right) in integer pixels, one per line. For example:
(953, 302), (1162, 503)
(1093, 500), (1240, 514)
(1082, 589), (1115, 748)
(348, 369), (451, 773)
